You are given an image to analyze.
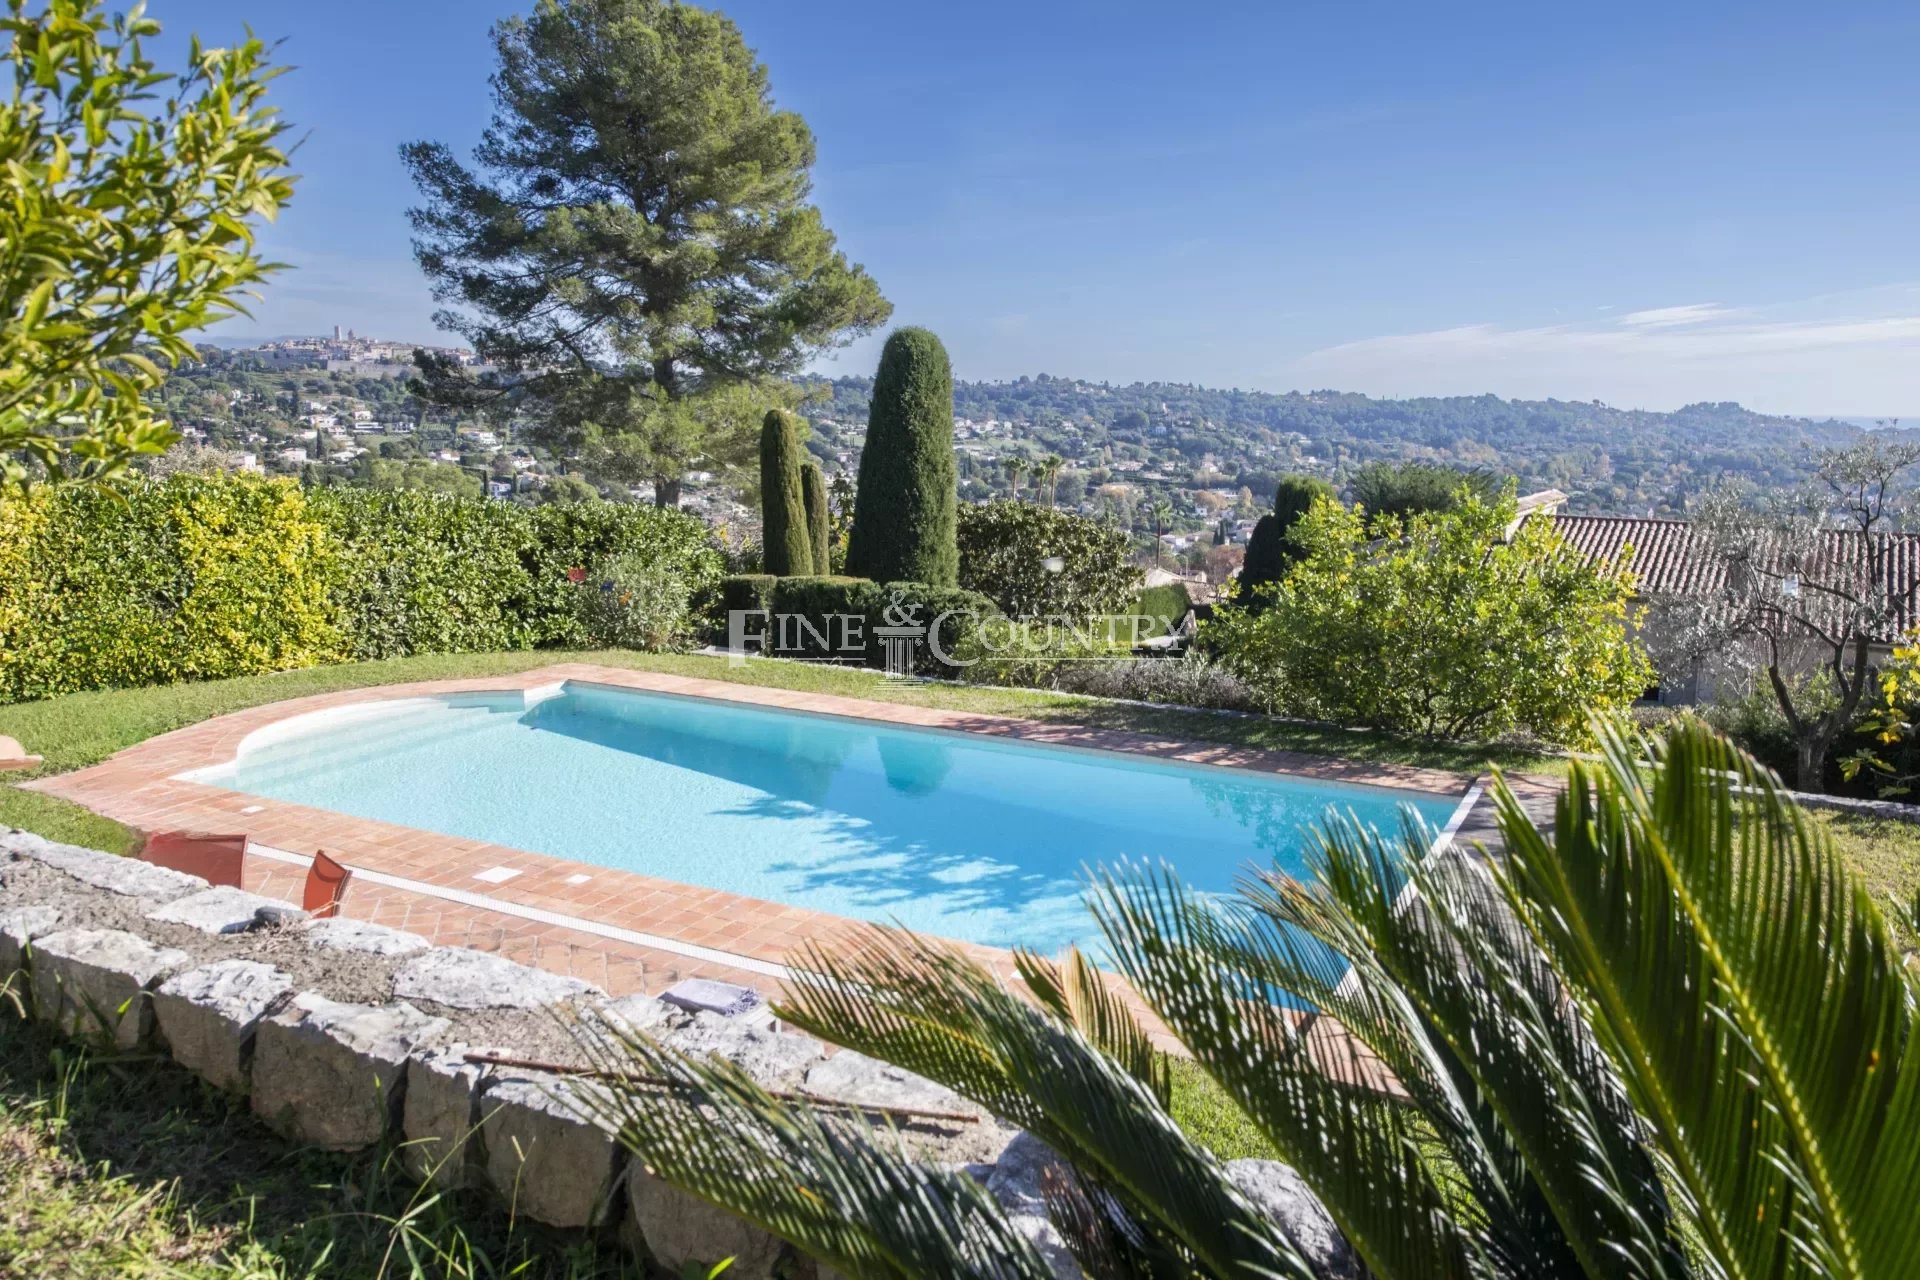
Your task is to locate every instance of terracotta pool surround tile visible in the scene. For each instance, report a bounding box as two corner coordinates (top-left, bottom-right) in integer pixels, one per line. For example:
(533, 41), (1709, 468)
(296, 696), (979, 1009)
(24, 663), (1497, 1048)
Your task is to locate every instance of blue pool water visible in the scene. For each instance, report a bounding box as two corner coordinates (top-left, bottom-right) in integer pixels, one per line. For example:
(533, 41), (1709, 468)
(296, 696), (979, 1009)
(192, 683), (1457, 954)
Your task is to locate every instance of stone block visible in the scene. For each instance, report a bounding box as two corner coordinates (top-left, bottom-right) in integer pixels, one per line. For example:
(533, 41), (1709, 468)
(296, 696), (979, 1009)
(392, 947), (601, 1011)
(984, 1132), (1081, 1279)
(660, 1011), (824, 1087)
(29, 928), (190, 1049)
(251, 994), (449, 1151)
(480, 1074), (624, 1229)
(659, 977), (763, 1017)
(146, 887), (306, 936)
(628, 1168), (792, 1280)
(803, 1050), (976, 1120)
(4, 831), (204, 902)
(153, 959), (294, 1092)
(402, 1045), (493, 1188)
(0, 905), (60, 980)
(1227, 1159), (1359, 1280)
(302, 917), (431, 957)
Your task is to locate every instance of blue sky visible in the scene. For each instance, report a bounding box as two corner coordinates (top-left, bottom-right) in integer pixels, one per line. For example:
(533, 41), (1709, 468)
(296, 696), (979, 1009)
(153, 0), (1920, 416)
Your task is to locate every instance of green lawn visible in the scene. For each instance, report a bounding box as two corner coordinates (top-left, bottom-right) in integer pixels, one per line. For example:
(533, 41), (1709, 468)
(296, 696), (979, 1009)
(0, 649), (1560, 855)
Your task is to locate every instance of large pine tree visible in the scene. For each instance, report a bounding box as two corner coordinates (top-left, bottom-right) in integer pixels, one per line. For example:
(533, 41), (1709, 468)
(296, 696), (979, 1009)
(402, 0), (890, 506)
(846, 328), (958, 586)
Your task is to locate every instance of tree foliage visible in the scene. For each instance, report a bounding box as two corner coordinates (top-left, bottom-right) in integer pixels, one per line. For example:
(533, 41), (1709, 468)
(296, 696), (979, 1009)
(400, 0), (889, 504)
(1, 0), (296, 493)
(1675, 438), (1920, 788)
(955, 500), (1140, 620)
(1348, 460), (1498, 523)
(1236, 473), (1333, 607)
(846, 327), (957, 586)
(759, 408), (812, 575)
(1208, 487), (1651, 742)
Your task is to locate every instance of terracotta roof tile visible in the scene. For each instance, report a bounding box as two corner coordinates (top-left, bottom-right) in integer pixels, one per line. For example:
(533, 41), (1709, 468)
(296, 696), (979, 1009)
(1548, 513), (1920, 640)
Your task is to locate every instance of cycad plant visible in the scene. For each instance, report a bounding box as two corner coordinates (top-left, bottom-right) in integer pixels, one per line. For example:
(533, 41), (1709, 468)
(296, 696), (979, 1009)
(582, 718), (1920, 1278)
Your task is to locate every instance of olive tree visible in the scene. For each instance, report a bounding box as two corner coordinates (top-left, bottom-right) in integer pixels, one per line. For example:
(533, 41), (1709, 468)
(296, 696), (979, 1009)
(1673, 437), (1920, 789)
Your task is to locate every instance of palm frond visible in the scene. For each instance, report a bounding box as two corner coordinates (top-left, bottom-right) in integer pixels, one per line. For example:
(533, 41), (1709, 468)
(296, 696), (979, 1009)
(573, 1015), (1058, 1279)
(1088, 860), (1485, 1280)
(775, 927), (1321, 1279)
(1494, 717), (1920, 1280)
(1299, 817), (1687, 1280)
(1016, 944), (1171, 1108)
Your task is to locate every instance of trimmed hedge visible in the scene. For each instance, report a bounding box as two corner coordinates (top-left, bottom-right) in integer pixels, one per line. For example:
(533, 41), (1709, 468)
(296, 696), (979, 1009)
(747, 575), (996, 677)
(0, 474), (725, 703)
(801, 461), (832, 576)
(759, 409), (813, 576)
(845, 327), (958, 585)
(1133, 583), (1195, 640)
(956, 500), (1140, 620)
(0, 475), (344, 701)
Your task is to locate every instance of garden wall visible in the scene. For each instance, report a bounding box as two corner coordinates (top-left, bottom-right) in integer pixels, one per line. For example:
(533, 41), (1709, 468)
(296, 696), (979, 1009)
(0, 826), (1074, 1277)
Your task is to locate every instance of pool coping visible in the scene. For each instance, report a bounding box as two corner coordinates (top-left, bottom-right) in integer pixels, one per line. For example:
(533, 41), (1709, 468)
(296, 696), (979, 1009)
(24, 661), (1487, 994)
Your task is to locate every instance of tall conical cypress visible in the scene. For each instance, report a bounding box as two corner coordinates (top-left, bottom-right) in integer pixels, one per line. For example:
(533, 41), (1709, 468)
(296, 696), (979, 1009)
(759, 409), (813, 576)
(1238, 473), (1335, 609)
(845, 327), (957, 585)
(801, 460), (832, 576)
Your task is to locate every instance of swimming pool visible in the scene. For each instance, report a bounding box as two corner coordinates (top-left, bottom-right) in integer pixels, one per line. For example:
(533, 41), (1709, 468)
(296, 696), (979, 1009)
(189, 683), (1460, 955)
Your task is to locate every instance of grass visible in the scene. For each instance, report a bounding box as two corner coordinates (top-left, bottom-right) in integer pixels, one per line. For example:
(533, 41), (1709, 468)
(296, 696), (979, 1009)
(1814, 809), (1920, 916)
(0, 991), (636, 1280)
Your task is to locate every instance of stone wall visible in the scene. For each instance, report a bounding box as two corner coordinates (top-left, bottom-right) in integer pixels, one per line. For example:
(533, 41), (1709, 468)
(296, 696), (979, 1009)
(0, 827), (1351, 1278)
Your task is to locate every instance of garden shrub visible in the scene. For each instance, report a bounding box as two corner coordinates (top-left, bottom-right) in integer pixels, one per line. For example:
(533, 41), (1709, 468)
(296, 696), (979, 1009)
(845, 327), (958, 586)
(760, 576), (997, 676)
(519, 501), (723, 647)
(0, 474), (343, 701)
(1132, 583), (1194, 640)
(956, 500), (1140, 620)
(718, 574), (779, 622)
(1205, 488), (1651, 744)
(572, 550), (698, 651)
(1052, 653), (1259, 710)
(801, 461), (832, 577)
(310, 487), (533, 659)
(0, 473), (726, 701)
(944, 616), (1128, 688)
(1237, 473), (1333, 608)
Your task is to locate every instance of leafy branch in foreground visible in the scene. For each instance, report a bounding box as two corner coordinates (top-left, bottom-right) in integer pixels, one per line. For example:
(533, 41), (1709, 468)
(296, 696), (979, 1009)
(2, 0), (296, 493)
(582, 715), (1920, 1279)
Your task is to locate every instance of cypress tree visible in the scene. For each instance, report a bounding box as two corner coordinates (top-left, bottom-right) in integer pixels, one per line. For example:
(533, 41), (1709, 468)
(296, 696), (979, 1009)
(801, 460), (832, 575)
(845, 327), (957, 585)
(759, 409), (813, 576)
(1237, 473), (1335, 608)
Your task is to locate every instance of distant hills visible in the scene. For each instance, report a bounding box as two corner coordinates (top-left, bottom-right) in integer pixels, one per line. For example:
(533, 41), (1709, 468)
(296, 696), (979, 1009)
(815, 375), (1901, 515)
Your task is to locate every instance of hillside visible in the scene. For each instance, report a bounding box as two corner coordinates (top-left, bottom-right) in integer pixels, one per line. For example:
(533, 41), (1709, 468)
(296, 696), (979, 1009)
(810, 375), (1884, 516)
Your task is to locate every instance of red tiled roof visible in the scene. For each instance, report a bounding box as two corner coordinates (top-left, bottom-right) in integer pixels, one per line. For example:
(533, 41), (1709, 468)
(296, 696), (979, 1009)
(1548, 513), (1920, 638)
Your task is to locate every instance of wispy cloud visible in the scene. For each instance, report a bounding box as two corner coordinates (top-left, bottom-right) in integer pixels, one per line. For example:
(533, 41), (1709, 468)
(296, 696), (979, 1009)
(1617, 302), (1737, 328)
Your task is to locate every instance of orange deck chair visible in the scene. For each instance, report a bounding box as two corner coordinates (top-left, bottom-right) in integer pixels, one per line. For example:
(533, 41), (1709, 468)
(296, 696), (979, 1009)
(304, 850), (352, 919)
(141, 831), (248, 888)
